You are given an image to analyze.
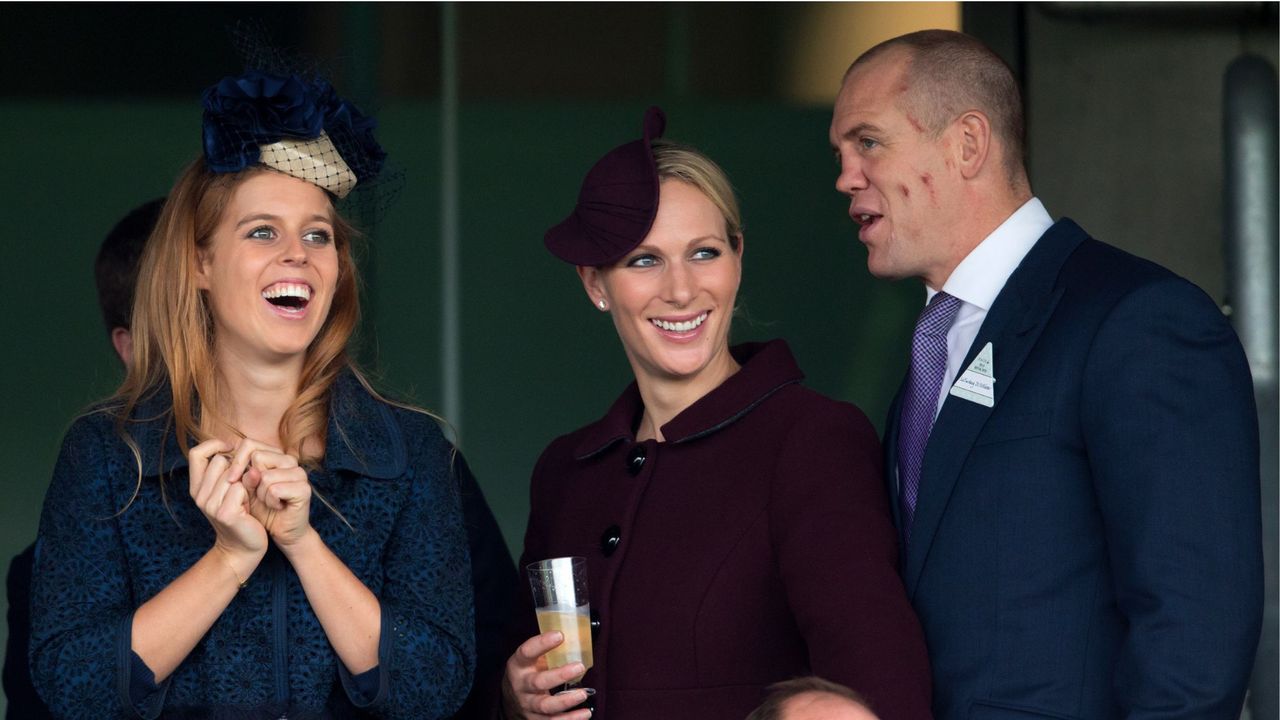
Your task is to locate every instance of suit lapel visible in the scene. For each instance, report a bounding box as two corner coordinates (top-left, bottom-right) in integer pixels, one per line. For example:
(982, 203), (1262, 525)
(902, 220), (1089, 598)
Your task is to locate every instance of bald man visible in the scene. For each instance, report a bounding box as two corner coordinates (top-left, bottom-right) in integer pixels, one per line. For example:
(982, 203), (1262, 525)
(830, 29), (1262, 720)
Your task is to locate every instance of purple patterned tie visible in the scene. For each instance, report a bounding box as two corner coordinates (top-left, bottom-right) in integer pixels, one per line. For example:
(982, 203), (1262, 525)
(898, 291), (962, 542)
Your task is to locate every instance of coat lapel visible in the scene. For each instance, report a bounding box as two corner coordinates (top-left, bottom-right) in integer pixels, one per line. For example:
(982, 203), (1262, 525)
(902, 220), (1089, 598)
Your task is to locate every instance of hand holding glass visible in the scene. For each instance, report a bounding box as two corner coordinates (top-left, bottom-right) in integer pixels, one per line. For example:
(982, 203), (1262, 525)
(527, 556), (593, 685)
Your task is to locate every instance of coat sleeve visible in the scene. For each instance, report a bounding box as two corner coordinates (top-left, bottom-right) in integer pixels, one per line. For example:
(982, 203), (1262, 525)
(353, 421), (476, 719)
(1082, 277), (1262, 719)
(29, 414), (165, 719)
(451, 452), (520, 718)
(770, 402), (933, 720)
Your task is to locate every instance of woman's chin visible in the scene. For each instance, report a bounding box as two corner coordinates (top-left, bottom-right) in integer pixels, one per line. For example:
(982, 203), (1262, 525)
(649, 349), (726, 383)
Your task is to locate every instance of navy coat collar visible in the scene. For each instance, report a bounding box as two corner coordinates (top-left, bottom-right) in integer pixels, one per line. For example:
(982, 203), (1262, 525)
(125, 368), (408, 481)
(573, 339), (804, 459)
(894, 218), (1088, 597)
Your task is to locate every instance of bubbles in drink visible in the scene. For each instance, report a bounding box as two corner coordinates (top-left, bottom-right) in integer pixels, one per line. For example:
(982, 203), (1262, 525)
(536, 604), (593, 683)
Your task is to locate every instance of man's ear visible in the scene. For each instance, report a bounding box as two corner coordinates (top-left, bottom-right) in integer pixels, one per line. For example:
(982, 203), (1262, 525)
(956, 110), (992, 180)
(576, 265), (609, 311)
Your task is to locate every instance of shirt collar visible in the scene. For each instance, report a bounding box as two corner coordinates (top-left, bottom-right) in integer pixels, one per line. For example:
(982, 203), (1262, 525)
(927, 197), (1054, 309)
(573, 339), (805, 459)
(129, 368), (407, 480)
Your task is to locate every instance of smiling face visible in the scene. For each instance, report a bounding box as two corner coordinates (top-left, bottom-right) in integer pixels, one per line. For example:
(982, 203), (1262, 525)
(196, 170), (340, 365)
(830, 49), (961, 288)
(580, 179), (742, 390)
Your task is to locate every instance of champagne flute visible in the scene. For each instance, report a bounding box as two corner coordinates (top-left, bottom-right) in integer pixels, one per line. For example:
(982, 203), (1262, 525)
(527, 556), (593, 690)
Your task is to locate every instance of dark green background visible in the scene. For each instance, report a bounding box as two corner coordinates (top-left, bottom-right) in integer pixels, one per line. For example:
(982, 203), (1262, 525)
(4, 3), (1275, 716)
(0, 99), (918, 563)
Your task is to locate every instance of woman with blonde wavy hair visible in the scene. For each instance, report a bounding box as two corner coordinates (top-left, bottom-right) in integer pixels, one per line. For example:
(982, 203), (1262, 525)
(29, 69), (474, 719)
(501, 108), (930, 720)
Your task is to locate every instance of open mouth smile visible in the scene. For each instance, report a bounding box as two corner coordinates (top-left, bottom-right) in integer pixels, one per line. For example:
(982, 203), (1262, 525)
(651, 311), (709, 335)
(261, 281), (313, 316)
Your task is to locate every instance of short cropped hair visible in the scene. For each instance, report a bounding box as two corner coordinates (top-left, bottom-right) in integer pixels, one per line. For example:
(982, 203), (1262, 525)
(652, 138), (743, 252)
(94, 197), (165, 333)
(848, 29), (1026, 182)
(746, 676), (875, 720)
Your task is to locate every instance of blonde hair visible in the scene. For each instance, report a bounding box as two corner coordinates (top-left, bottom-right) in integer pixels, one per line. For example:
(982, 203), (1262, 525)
(111, 157), (362, 509)
(651, 139), (743, 251)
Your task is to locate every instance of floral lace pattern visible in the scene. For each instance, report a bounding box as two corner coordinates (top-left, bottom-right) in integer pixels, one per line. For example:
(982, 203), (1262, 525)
(30, 371), (474, 719)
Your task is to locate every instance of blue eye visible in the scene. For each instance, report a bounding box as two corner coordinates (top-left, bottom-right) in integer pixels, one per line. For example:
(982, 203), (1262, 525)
(692, 247), (722, 261)
(626, 254), (658, 268)
(248, 226), (276, 241)
(303, 230), (332, 245)
(859, 137), (879, 151)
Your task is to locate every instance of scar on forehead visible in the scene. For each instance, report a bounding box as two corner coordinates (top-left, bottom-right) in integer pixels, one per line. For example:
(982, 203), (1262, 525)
(899, 184), (910, 198)
(920, 173), (932, 185)
(906, 114), (924, 133)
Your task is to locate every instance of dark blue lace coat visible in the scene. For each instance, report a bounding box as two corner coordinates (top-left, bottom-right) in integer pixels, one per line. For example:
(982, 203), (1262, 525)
(29, 371), (475, 719)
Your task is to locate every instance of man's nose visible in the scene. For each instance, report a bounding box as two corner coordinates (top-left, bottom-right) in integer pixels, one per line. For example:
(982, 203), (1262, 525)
(835, 157), (867, 197)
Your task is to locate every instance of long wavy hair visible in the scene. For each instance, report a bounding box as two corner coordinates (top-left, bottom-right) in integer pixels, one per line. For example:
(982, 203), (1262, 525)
(112, 157), (361, 510)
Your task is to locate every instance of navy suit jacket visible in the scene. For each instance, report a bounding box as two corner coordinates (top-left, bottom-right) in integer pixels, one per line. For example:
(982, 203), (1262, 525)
(885, 219), (1263, 720)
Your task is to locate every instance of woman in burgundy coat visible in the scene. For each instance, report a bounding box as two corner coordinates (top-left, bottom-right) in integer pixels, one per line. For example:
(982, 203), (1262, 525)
(501, 107), (932, 720)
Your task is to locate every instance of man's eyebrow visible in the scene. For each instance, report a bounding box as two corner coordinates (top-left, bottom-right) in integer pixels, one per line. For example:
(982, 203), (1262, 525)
(843, 122), (883, 139)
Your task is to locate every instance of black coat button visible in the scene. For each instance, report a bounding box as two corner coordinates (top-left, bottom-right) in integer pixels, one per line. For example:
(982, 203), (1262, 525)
(600, 525), (621, 557)
(625, 445), (646, 475)
(590, 608), (601, 639)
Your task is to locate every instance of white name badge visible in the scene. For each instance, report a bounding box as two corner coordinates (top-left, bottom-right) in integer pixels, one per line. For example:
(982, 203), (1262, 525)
(950, 342), (996, 407)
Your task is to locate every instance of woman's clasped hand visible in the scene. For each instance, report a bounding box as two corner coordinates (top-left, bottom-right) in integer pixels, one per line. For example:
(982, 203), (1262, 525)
(188, 438), (315, 560)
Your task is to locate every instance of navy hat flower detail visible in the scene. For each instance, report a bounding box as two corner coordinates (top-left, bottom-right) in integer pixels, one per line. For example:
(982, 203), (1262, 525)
(201, 69), (385, 199)
(544, 106), (667, 266)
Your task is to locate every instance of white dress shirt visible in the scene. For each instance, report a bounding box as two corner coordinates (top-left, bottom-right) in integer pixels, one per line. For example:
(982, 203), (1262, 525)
(924, 197), (1055, 416)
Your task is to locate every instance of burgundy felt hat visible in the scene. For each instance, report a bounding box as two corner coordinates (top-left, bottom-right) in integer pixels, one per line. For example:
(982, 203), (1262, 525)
(544, 106), (667, 266)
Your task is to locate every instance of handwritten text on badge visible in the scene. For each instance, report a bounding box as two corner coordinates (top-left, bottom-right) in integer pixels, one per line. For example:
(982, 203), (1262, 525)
(950, 342), (996, 407)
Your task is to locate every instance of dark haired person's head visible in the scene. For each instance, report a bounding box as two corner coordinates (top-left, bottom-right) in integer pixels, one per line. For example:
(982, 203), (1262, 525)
(94, 198), (165, 367)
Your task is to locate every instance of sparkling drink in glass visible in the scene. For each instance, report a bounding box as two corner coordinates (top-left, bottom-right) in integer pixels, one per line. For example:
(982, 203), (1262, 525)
(527, 556), (593, 684)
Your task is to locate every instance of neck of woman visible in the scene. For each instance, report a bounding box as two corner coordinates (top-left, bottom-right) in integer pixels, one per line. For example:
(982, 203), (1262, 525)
(206, 346), (307, 450)
(633, 347), (740, 443)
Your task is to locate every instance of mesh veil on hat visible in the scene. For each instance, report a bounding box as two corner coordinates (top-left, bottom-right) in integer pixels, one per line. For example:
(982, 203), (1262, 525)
(201, 70), (385, 199)
(258, 133), (356, 197)
(544, 106), (667, 266)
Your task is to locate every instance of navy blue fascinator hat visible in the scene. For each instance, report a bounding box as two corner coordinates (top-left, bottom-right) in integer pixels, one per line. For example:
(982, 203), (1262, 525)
(201, 69), (386, 199)
(544, 106), (667, 266)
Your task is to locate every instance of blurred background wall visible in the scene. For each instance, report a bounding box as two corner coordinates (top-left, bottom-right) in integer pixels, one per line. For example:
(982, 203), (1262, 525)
(1, 3), (1275, 716)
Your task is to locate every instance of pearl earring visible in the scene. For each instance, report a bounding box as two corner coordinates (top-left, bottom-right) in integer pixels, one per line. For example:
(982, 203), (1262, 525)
(598, 299), (608, 311)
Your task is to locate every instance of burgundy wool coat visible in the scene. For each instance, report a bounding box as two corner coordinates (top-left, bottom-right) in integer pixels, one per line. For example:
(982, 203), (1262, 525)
(515, 340), (932, 720)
